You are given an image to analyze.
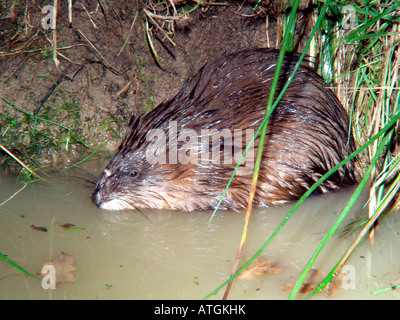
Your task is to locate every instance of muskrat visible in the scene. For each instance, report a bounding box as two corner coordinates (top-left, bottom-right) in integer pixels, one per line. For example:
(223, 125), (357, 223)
(91, 48), (357, 212)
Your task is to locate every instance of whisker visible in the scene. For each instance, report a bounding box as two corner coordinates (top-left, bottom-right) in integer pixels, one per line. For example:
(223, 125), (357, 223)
(134, 205), (151, 222)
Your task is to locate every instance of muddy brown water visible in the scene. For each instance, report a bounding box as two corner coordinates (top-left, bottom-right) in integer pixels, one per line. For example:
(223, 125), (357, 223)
(0, 168), (399, 300)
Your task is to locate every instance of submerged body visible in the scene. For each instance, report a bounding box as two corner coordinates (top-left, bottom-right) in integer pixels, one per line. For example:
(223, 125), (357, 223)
(92, 48), (357, 212)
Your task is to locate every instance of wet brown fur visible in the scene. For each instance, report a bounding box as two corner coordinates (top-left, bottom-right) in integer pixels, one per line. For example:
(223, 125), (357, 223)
(91, 48), (357, 212)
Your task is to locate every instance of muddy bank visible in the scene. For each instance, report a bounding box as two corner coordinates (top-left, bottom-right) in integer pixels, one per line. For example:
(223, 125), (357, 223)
(0, 1), (288, 172)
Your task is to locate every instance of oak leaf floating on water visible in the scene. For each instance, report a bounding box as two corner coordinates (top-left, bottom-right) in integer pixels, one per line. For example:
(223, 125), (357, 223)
(238, 256), (283, 280)
(40, 251), (77, 284)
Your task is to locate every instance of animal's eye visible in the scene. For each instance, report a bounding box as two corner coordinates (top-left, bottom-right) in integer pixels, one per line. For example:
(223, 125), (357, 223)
(130, 171), (139, 178)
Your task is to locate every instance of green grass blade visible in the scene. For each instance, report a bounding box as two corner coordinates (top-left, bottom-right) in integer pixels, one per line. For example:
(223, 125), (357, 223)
(56, 141), (107, 175)
(1, 95), (89, 146)
(345, 2), (400, 43)
(0, 251), (41, 280)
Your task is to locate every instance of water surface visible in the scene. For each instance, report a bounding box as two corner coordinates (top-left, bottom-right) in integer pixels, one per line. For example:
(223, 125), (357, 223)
(0, 169), (399, 300)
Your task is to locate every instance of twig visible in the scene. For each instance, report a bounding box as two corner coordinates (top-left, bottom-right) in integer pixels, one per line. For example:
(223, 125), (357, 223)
(34, 66), (83, 115)
(52, 0), (60, 69)
(68, 0), (73, 27)
(0, 182), (27, 207)
(0, 143), (43, 180)
(81, 3), (98, 29)
(118, 12), (138, 56)
(145, 19), (163, 65)
(144, 9), (176, 47)
(75, 29), (123, 76)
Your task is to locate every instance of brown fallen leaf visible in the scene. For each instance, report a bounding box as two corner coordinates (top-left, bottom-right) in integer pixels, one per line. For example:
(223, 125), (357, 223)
(281, 268), (345, 297)
(40, 251), (77, 283)
(59, 223), (76, 229)
(238, 256), (283, 280)
(327, 274), (346, 297)
(299, 268), (326, 294)
(280, 282), (294, 295)
(31, 224), (48, 232)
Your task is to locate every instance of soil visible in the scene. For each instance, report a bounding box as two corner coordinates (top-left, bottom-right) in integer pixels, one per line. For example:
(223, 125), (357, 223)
(0, 1), (307, 173)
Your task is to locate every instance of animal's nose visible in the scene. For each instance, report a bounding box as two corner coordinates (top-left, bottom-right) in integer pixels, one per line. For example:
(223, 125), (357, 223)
(91, 189), (103, 208)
